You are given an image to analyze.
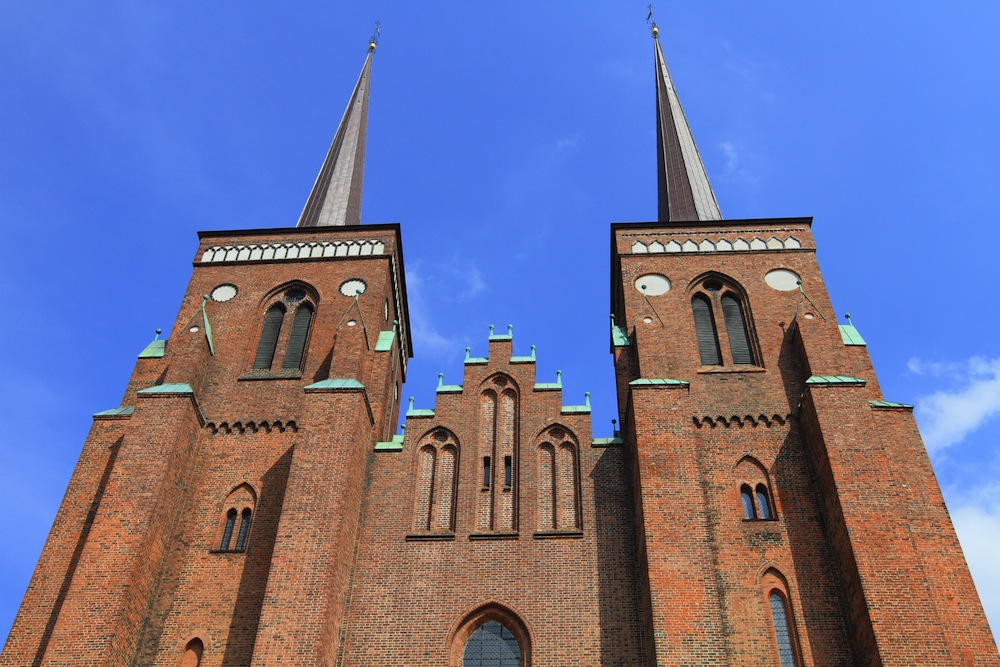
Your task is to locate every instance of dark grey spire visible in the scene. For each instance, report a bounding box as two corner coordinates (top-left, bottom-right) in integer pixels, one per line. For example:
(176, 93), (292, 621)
(296, 45), (374, 228)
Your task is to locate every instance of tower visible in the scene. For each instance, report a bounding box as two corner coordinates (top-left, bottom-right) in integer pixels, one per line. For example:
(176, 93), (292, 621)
(2, 19), (997, 667)
(608, 24), (998, 665)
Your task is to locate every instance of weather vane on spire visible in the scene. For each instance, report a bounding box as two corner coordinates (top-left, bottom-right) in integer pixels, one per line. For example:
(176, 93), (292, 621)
(647, 4), (659, 38)
(369, 20), (381, 51)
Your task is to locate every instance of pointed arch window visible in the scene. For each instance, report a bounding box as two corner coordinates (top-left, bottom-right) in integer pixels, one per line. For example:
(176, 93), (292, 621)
(216, 484), (256, 553)
(735, 457), (776, 522)
(769, 591), (799, 667)
(535, 427), (581, 535)
(410, 430), (459, 536)
(463, 621), (522, 666)
(690, 276), (758, 367)
(251, 286), (317, 373)
(253, 304), (286, 369)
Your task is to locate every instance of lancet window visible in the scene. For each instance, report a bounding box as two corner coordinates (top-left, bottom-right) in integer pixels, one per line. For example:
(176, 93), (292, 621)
(536, 426), (581, 533)
(735, 456), (776, 521)
(477, 375), (519, 533)
(252, 285), (317, 373)
(690, 275), (758, 366)
(412, 429), (459, 533)
(217, 484), (256, 552)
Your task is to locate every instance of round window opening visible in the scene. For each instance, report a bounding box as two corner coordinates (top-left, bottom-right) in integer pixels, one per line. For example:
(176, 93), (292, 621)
(765, 268), (802, 292)
(634, 274), (671, 296)
(340, 278), (368, 297)
(210, 283), (238, 302)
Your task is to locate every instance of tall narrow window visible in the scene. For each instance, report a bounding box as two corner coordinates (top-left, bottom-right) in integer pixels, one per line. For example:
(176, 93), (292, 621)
(253, 304), (286, 370)
(282, 304), (313, 370)
(769, 592), (799, 667)
(220, 509), (237, 550)
(722, 294), (753, 364)
(235, 508), (252, 551)
(504, 456), (512, 487)
(692, 295), (722, 365)
(483, 457), (492, 487)
(756, 484), (773, 520)
(741, 485), (756, 519)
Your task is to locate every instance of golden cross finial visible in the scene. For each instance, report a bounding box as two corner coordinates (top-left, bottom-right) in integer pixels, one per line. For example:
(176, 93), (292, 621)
(369, 20), (381, 51)
(647, 4), (659, 38)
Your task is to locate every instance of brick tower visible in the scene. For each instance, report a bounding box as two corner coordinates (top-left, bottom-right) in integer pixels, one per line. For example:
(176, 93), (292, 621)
(2, 23), (998, 667)
(606, 24), (998, 665)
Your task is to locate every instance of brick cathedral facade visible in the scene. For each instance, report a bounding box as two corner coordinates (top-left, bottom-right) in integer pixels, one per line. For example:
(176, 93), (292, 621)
(3, 29), (997, 667)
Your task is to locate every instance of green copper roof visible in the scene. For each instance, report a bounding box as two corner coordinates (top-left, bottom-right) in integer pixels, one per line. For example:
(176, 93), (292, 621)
(138, 339), (166, 358)
(806, 375), (867, 386)
(137, 383), (194, 395)
(562, 392), (591, 414)
(839, 324), (867, 346)
(375, 434), (405, 451)
(406, 408), (435, 417)
(93, 406), (135, 418)
(436, 385), (463, 393)
(629, 378), (690, 387)
(511, 345), (537, 363)
(304, 378), (365, 390)
(488, 324), (514, 341)
(612, 325), (630, 347)
(535, 370), (563, 391)
(592, 435), (624, 447)
(870, 400), (914, 410)
(375, 330), (396, 351)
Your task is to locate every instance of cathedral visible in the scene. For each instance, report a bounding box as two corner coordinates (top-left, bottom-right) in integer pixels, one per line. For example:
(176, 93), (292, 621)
(2, 23), (997, 667)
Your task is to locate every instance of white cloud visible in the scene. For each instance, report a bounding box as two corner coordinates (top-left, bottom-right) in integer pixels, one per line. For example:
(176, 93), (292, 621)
(720, 141), (738, 172)
(404, 259), (486, 358)
(947, 481), (1000, 643)
(910, 356), (1000, 452)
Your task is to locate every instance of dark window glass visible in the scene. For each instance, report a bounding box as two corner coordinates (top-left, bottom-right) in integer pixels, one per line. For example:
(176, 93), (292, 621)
(462, 621), (521, 667)
(483, 457), (491, 487)
(741, 485), (756, 519)
(692, 295), (722, 365)
(770, 592), (798, 667)
(253, 305), (286, 370)
(721, 294), (753, 365)
(282, 305), (313, 370)
(504, 456), (512, 487)
(235, 508), (252, 551)
(756, 484), (773, 520)
(221, 508), (237, 550)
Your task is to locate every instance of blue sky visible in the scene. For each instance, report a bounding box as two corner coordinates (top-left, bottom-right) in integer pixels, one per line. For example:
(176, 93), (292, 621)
(1, 1), (998, 646)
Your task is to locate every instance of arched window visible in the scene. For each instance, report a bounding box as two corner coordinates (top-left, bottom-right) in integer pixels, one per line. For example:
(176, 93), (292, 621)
(252, 285), (317, 373)
(721, 294), (753, 364)
(217, 484), (256, 552)
(740, 485), (756, 519)
(690, 276), (758, 367)
(411, 430), (459, 534)
(478, 375), (519, 533)
(535, 426), (581, 533)
(235, 507), (253, 551)
(451, 605), (529, 667)
(735, 457), (776, 521)
(769, 591), (799, 667)
(253, 304), (286, 370)
(282, 303), (314, 370)
(691, 294), (722, 365)
(463, 621), (521, 666)
(220, 508), (237, 550)
(756, 483), (773, 520)
(180, 638), (203, 667)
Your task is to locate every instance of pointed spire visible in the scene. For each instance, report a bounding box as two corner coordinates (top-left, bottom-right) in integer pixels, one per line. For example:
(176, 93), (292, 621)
(296, 43), (375, 228)
(652, 25), (722, 222)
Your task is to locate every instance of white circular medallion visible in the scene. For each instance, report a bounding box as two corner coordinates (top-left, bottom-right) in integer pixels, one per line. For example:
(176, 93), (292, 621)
(210, 283), (238, 302)
(634, 274), (671, 296)
(764, 269), (801, 292)
(340, 278), (367, 297)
